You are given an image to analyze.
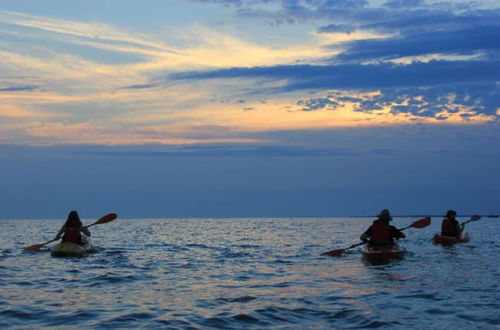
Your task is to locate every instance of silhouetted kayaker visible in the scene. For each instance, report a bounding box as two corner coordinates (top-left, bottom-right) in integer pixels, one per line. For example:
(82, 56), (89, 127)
(360, 209), (406, 245)
(440, 210), (462, 237)
(54, 210), (91, 245)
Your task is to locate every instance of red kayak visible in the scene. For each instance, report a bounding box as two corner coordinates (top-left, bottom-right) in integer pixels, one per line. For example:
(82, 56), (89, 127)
(361, 244), (406, 262)
(432, 233), (469, 245)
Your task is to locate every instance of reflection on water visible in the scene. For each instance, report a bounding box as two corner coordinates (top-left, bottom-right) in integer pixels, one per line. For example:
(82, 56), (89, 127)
(1, 217), (498, 329)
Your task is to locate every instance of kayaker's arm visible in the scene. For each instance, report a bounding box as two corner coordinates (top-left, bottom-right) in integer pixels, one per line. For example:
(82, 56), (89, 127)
(82, 226), (91, 236)
(390, 226), (406, 239)
(360, 228), (370, 243)
(54, 225), (65, 240)
(458, 223), (465, 235)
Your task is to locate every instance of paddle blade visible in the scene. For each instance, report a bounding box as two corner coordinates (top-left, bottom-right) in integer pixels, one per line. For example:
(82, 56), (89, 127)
(321, 249), (344, 257)
(23, 243), (46, 252)
(470, 215), (481, 221)
(321, 242), (365, 257)
(94, 213), (117, 225)
(22, 238), (56, 252)
(410, 217), (431, 228)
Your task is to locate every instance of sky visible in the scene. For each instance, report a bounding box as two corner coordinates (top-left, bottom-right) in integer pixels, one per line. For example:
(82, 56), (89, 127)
(0, 0), (499, 219)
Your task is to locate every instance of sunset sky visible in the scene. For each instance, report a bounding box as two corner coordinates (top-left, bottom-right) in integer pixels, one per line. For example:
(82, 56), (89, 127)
(1, 0), (499, 219)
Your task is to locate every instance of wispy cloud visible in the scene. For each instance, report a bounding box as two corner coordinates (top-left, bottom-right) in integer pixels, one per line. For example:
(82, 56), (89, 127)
(0, 85), (38, 92)
(334, 26), (500, 63)
(74, 144), (366, 158)
(0, 11), (180, 55)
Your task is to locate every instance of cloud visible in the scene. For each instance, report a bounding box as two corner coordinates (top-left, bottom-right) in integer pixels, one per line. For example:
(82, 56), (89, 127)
(317, 24), (357, 33)
(297, 97), (341, 111)
(190, 0), (500, 43)
(171, 60), (500, 91)
(0, 11), (180, 56)
(296, 87), (498, 123)
(0, 103), (50, 119)
(384, 0), (423, 8)
(0, 85), (38, 92)
(187, 0), (369, 9)
(171, 59), (500, 120)
(335, 25), (500, 62)
(73, 143), (388, 158)
(169, 1), (500, 122)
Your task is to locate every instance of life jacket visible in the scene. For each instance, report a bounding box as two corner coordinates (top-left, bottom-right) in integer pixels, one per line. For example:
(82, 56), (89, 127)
(441, 218), (459, 237)
(62, 227), (82, 244)
(369, 222), (393, 244)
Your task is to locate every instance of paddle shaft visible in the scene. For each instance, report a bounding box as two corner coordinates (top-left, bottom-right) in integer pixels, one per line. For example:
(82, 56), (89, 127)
(458, 215), (480, 234)
(461, 217), (480, 226)
(321, 242), (365, 256)
(22, 238), (58, 251)
(342, 242), (366, 251)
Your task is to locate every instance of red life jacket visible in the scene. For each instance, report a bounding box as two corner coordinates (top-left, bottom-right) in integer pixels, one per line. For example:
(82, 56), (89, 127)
(441, 218), (459, 237)
(370, 222), (393, 244)
(62, 227), (82, 244)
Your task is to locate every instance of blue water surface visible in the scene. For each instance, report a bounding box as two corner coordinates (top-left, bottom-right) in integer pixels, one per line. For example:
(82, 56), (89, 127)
(1, 217), (499, 329)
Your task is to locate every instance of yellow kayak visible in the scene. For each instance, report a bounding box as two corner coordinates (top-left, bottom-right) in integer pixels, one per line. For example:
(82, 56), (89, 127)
(51, 235), (95, 257)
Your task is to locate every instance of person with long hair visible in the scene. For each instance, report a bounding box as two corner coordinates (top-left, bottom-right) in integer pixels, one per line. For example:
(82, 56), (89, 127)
(54, 210), (91, 245)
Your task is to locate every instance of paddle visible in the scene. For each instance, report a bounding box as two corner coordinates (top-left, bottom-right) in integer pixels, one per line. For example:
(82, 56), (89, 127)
(460, 215), (481, 226)
(85, 213), (117, 228)
(459, 215), (481, 234)
(23, 213), (117, 252)
(22, 238), (59, 252)
(321, 217), (431, 257)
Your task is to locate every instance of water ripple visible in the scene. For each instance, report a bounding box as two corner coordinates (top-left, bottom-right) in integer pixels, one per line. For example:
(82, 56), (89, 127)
(0, 217), (498, 329)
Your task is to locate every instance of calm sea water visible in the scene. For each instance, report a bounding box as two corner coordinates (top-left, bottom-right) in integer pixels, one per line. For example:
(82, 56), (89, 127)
(1, 217), (499, 329)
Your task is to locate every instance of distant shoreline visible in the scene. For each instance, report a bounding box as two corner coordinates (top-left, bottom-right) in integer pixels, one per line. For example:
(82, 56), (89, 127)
(1, 214), (497, 221)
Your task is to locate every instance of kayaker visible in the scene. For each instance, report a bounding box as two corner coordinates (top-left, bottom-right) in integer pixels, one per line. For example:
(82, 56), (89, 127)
(440, 209), (462, 237)
(54, 210), (91, 245)
(360, 209), (406, 245)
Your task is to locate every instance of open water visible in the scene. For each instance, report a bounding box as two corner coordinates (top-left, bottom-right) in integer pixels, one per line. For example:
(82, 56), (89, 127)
(1, 217), (499, 329)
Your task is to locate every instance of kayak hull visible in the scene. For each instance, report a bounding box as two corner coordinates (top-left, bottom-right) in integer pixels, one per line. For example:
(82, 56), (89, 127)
(51, 236), (94, 257)
(361, 244), (406, 262)
(432, 234), (469, 245)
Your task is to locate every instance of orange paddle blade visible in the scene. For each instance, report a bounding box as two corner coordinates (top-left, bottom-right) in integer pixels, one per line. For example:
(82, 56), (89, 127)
(321, 242), (366, 257)
(94, 213), (117, 225)
(321, 249), (344, 257)
(410, 217), (431, 228)
(22, 238), (57, 252)
(76, 213), (118, 228)
(87, 213), (118, 227)
(23, 243), (46, 252)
